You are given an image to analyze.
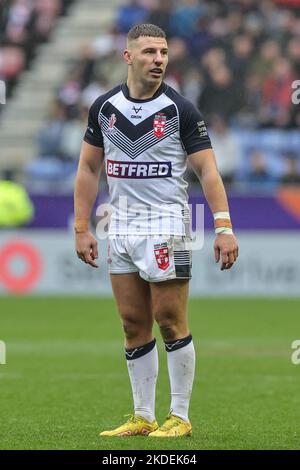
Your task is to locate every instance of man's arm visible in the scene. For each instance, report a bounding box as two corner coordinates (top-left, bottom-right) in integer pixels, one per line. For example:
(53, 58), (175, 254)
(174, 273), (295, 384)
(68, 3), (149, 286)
(74, 141), (104, 268)
(188, 148), (239, 270)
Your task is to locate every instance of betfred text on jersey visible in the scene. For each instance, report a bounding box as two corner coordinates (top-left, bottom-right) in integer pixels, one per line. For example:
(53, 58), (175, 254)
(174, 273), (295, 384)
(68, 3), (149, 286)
(107, 160), (172, 178)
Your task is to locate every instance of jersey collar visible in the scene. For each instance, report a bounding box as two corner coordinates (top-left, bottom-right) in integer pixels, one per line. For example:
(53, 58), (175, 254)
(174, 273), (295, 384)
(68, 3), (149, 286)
(121, 82), (167, 103)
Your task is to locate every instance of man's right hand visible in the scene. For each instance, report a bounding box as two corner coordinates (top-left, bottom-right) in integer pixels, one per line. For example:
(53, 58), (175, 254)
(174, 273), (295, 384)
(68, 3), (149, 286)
(75, 231), (99, 268)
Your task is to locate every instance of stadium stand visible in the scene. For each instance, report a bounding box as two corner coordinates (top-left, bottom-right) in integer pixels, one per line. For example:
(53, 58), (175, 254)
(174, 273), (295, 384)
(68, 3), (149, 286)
(0, 0), (117, 174)
(1, 0), (300, 192)
(0, 1), (71, 98)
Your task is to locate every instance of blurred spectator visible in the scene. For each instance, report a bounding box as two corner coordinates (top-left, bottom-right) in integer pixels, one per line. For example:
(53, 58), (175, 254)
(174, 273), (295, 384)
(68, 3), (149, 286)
(58, 70), (83, 107)
(209, 114), (242, 187)
(237, 72), (262, 127)
(201, 47), (226, 73)
(286, 36), (300, 75)
(270, 9), (296, 47)
(145, 0), (173, 38)
(59, 108), (87, 162)
(115, 0), (148, 34)
(81, 78), (109, 108)
(280, 152), (300, 186)
(0, 45), (25, 82)
(73, 44), (97, 90)
(92, 29), (126, 58)
(181, 67), (203, 106)
(245, 150), (277, 191)
(198, 64), (242, 119)
(250, 39), (281, 81)
(33, 0), (61, 42)
(274, 0), (300, 7)
(185, 15), (212, 60)
(0, 172), (34, 227)
(36, 99), (87, 163)
(0, 0), (70, 98)
(222, 10), (243, 48)
(260, 57), (295, 127)
(170, 0), (205, 38)
(4, 0), (33, 46)
(25, 100), (86, 191)
(228, 34), (254, 82)
(37, 100), (66, 159)
(93, 50), (127, 88)
(164, 37), (188, 88)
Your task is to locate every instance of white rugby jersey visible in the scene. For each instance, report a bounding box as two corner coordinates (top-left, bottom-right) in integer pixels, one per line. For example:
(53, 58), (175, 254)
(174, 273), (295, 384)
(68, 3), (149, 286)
(84, 82), (212, 236)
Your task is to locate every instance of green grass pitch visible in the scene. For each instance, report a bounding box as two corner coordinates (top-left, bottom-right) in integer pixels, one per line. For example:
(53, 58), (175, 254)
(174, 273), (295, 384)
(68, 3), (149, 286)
(0, 297), (299, 450)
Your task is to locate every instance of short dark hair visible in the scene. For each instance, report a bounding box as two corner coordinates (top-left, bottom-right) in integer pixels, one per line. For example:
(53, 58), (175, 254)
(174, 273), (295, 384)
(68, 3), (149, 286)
(127, 24), (166, 42)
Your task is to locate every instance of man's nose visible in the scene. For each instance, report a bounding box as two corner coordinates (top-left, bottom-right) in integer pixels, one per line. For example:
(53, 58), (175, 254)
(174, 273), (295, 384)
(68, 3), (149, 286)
(154, 54), (163, 65)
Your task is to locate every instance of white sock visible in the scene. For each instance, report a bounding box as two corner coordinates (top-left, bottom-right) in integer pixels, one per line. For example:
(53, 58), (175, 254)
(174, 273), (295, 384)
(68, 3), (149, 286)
(165, 335), (195, 422)
(126, 339), (158, 423)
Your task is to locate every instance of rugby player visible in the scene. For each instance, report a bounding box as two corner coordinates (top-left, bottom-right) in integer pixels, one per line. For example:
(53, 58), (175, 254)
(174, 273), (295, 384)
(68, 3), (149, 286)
(74, 24), (238, 438)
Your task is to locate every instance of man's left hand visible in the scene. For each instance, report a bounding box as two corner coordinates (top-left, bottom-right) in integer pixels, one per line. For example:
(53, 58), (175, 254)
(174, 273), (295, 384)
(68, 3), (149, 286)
(214, 233), (239, 271)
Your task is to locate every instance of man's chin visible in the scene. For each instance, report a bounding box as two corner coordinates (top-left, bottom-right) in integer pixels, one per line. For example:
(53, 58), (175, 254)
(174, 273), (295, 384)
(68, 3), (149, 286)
(145, 75), (164, 85)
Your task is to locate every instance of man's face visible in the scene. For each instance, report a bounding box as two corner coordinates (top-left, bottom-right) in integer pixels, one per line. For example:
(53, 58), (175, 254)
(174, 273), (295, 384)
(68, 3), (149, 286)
(124, 36), (168, 85)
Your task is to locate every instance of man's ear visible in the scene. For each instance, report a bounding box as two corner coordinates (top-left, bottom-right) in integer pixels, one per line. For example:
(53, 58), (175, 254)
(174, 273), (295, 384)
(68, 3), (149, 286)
(123, 49), (133, 65)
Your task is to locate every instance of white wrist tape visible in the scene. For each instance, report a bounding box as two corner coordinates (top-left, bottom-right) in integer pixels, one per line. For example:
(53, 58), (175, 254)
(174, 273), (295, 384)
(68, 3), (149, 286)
(213, 211), (230, 220)
(215, 227), (233, 235)
(213, 212), (233, 234)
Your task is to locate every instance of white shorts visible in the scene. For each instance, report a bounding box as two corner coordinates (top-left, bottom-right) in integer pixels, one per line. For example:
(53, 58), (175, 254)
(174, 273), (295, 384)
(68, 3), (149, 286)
(108, 236), (192, 282)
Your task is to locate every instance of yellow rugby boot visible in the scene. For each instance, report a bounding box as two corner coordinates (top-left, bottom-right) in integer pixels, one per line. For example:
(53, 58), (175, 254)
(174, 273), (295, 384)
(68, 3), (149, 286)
(99, 415), (158, 437)
(148, 414), (192, 437)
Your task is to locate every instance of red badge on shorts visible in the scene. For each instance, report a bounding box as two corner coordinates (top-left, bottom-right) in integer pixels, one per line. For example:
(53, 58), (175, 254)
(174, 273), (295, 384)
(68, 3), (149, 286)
(154, 243), (169, 271)
(153, 114), (166, 138)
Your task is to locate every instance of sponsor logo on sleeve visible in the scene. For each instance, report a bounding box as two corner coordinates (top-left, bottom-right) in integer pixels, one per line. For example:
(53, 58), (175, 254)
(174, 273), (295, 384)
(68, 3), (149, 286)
(197, 120), (208, 137)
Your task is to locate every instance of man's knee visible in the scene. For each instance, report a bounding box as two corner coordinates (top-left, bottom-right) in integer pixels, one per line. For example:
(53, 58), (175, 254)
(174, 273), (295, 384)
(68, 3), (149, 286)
(121, 313), (152, 341)
(122, 315), (139, 340)
(155, 310), (184, 342)
(159, 324), (178, 342)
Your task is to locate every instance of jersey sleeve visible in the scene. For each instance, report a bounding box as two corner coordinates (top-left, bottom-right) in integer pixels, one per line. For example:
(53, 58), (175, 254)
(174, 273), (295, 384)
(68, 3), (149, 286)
(180, 100), (212, 155)
(83, 99), (104, 147)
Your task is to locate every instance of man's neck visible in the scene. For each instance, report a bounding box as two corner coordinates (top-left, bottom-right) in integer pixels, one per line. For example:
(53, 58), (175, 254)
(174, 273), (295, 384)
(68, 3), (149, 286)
(126, 78), (162, 100)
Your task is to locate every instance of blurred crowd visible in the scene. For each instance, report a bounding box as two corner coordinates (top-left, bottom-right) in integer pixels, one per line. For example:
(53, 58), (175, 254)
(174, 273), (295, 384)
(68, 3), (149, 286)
(0, 0), (73, 98)
(48, 0), (300, 125)
(3, 0), (300, 192)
